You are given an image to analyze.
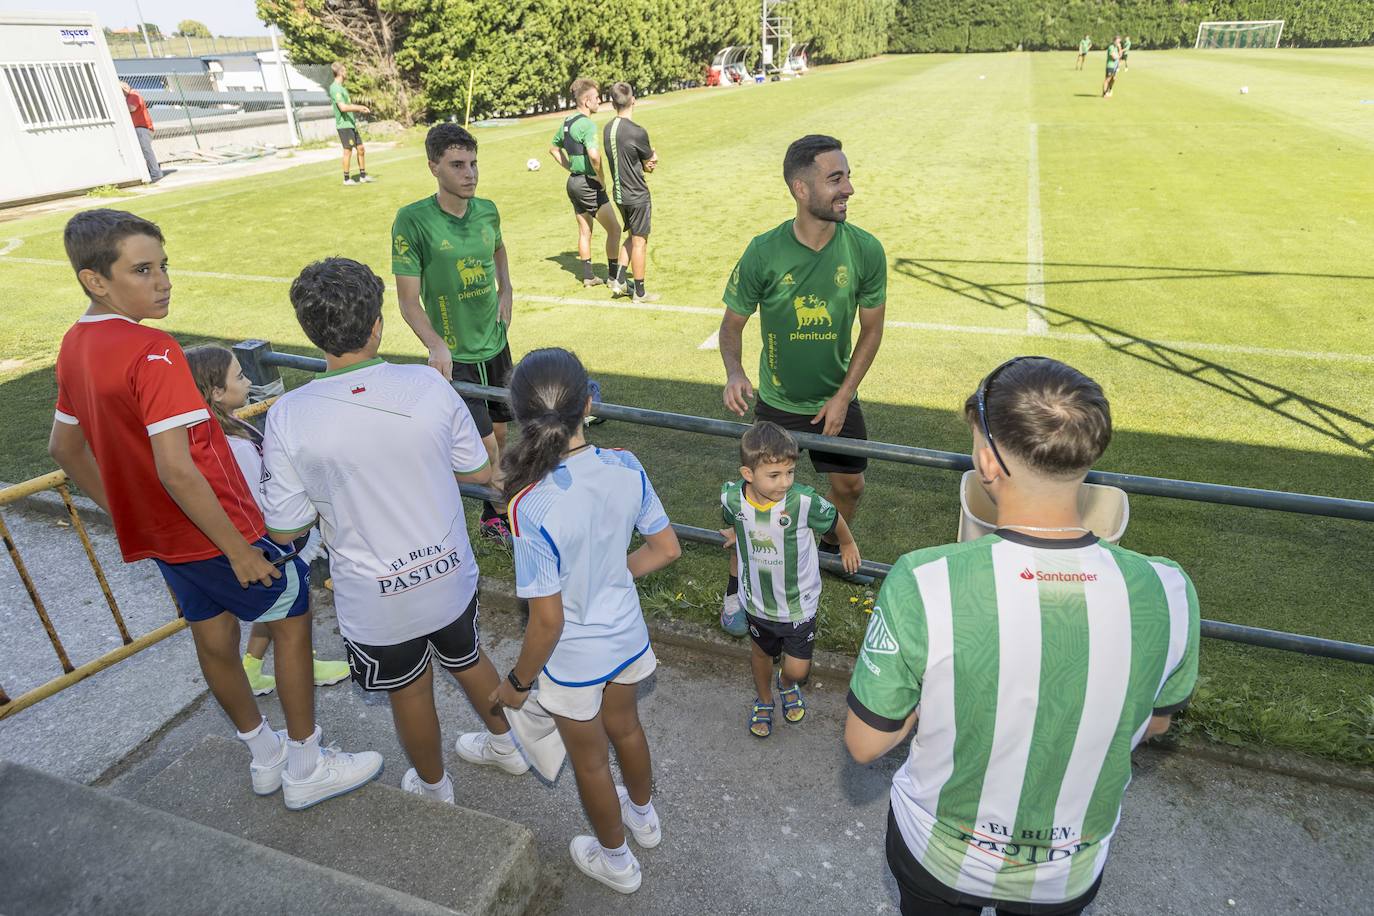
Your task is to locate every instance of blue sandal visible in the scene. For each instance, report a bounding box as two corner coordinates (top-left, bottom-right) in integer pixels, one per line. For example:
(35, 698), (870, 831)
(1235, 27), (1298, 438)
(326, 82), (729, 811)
(777, 677), (806, 724)
(749, 698), (774, 738)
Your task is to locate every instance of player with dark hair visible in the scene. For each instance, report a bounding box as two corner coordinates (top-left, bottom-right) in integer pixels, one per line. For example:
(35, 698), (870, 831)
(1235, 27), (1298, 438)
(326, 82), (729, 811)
(603, 82), (658, 302)
(549, 78), (623, 288)
(329, 62), (373, 186)
(1103, 37), (1122, 97)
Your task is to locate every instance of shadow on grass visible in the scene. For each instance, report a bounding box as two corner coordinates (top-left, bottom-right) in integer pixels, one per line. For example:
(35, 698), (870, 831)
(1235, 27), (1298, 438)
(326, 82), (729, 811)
(895, 257), (1374, 455)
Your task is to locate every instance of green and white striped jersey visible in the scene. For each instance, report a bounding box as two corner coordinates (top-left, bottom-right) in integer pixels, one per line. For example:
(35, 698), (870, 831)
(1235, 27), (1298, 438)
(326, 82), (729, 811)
(720, 480), (838, 623)
(848, 531), (1200, 906)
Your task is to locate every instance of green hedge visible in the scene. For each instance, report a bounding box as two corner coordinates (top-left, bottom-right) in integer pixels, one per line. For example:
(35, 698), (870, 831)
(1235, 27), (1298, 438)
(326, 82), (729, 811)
(888, 0), (1374, 51)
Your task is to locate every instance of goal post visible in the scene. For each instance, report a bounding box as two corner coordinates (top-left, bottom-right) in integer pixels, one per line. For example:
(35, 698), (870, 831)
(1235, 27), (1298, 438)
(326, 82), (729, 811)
(1194, 20), (1285, 49)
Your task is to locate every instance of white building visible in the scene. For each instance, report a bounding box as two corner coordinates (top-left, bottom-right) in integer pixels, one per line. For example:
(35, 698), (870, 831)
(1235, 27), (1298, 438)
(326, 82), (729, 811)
(0, 10), (148, 207)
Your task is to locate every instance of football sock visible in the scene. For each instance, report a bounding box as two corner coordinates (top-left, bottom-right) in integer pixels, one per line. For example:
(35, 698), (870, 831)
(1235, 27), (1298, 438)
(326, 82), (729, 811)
(489, 730), (516, 753)
(237, 716), (282, 765)
(359, 169), (367, 179)
(627, 797), (655, 826)
(581, 259), (595, 281)
(601, 841), (633, 869)
(634, 279), (646, 297)
(726, 575), (739, 596)
(420, 772), (451, 799)
(608, 259), (619, 279)
(286, 725), (324, 780)
(617, 264), (628, 282)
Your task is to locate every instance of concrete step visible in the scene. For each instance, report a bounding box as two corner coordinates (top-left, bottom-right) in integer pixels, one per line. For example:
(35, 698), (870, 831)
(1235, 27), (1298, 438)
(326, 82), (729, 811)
(132, 736), (540, 916)
(0, 759), (456, 916)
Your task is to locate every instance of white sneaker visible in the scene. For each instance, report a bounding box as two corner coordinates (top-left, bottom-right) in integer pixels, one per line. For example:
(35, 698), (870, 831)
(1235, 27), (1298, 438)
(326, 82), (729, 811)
(616, 785), (661, 848)
(342, 177), (357, 186)
(608, 277), (628, 297)
(455, 731), (530, 775)
(569, 835), (641, 894)
(401, 767), (455, 804)
(281, 744), (384, 810)
(357, 174), (375, 183)
(249, 730), (288, 795)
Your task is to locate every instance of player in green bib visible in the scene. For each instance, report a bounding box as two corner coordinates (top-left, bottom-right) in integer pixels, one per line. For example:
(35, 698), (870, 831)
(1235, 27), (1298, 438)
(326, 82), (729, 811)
(845, 357), (1200, 915)
(719, 134), (886, 610)
(1075, 35), (1091, 70)
(328, 62), (372, 186)
(1103, 37), (1122, 97)
(548, 77), (623, 288)
(393, 123), (515, 538)
(1121, 36), (1132, 71)
(719, 422), (859, 737)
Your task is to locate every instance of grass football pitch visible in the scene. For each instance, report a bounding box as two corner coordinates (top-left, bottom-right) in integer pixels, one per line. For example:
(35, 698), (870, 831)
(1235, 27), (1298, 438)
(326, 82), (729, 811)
(2, 49), (1371, 763)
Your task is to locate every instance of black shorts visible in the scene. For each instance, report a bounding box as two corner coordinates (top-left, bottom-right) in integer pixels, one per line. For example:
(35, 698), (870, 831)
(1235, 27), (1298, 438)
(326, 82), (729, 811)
(567, 174), (609, 215)
(337, 128), (362, 149)
(886, 809), (1103, 916)
(343, 594), (482, 692)
(755, 398), (868, 474)
(454, 345), (514, 438)
(618, 200), (651, 238)
(747, 613), (816, 662)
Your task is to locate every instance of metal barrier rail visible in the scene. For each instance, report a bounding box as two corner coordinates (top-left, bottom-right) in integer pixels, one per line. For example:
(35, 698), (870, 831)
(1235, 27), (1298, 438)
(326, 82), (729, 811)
(0, 399), (275, 720)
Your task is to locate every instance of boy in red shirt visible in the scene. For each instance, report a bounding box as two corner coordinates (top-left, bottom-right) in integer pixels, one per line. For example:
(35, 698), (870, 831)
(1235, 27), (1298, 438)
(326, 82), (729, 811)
(119, 82), (163, 183)
(48, 209), (380, 810)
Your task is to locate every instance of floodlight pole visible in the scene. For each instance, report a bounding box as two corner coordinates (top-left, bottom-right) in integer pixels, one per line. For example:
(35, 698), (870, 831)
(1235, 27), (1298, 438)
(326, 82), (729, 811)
(270, 26), (300, 147)
(132, 0), (155, 57)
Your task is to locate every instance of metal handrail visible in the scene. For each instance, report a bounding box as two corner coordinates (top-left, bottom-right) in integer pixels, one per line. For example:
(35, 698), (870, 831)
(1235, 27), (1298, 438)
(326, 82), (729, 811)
(254, 349), (1374, 665)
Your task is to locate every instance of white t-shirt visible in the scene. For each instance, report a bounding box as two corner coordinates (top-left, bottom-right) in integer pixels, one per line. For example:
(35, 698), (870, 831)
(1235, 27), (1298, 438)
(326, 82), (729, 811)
(226, 434), (264, 492)
(510, 447), (669, 686)
(260, 360), (489, 645)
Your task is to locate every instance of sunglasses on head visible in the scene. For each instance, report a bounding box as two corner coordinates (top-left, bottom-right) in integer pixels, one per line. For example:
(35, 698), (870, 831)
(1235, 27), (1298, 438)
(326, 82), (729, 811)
(974, 356), (1047, 478)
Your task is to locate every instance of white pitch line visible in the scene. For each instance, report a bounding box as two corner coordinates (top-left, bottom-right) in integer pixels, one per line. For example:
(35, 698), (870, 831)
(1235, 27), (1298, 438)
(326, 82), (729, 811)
(698, 329), (720, 350)
(1025, 123), (1049, 336)
(7, 248), (1374, 365)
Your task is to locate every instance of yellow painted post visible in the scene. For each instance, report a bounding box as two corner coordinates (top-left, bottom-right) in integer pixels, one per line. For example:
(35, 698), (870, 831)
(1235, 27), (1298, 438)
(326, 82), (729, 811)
(57, 484), (132, 644)
(0, 509), (75, 673)
(464, 66), (478, 128)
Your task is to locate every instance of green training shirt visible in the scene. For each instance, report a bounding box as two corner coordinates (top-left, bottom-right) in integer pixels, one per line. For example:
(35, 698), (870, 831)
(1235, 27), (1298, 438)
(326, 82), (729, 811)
(721, 480), (838, 623)
(1078, 38), (1091, 54)
(723, 220), (887, 414)
(1122, 38), (1131, 54)
(391, 195), (506, 364)
(552, 114), (599, 177)
(848, 532), (1200, 905)
(329, 82), (356, 129)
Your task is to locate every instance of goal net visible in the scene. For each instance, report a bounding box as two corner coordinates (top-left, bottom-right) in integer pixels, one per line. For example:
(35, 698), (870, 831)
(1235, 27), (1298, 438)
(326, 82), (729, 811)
(1194, 20), (1285, 49)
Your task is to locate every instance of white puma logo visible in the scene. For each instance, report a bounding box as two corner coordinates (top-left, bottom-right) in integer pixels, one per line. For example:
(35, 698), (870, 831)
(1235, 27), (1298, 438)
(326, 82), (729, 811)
(146, 348), (172, 365)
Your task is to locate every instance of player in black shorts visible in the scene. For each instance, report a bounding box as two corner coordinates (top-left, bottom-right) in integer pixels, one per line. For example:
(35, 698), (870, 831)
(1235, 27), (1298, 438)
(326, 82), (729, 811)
(549, 78), (623, 288)
(603, 82), (658, 303)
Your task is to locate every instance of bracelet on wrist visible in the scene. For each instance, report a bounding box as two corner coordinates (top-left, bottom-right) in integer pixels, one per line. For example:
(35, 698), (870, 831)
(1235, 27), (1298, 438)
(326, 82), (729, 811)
(506, 669), (532, 693)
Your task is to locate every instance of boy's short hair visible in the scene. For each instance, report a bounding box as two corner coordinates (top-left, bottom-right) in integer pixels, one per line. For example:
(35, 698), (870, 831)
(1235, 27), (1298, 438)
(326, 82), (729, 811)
(963, 357), (1112, 478)
(609, 82), (635, 111)
(331, 61), (346, 77)
(570, 78), (598, 101)
(783, 134), (842, 187)
(289, 257), (384, 357)
(425, 122), (477, 162)
(740, 421), (800, 469)
(63, 208), (163, 295)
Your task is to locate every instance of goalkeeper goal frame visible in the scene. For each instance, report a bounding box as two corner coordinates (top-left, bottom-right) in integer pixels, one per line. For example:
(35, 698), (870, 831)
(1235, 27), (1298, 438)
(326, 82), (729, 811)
(1194, 20), (1285, 49)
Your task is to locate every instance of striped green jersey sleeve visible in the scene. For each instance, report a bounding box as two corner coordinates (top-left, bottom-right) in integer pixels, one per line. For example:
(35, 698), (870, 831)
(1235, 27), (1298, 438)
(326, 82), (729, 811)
(850, 553), (927, 728)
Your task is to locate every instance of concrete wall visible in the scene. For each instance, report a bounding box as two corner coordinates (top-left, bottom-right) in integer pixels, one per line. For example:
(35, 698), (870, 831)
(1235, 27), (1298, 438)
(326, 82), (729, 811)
(150, 109), (335, 161)
(0, 10), (148, 205)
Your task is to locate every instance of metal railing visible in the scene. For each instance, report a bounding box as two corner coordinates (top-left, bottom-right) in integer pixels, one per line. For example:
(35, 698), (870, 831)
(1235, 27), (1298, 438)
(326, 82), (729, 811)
(239, 343), (1374, 666)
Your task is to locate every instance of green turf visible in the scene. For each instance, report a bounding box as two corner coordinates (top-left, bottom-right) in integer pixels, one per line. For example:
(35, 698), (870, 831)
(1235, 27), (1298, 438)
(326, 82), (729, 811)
(2, 49), (1371, 765)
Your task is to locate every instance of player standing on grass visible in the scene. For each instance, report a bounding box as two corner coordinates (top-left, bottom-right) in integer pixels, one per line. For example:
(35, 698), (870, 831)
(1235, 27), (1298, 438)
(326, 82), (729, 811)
(603, 82), (658, 303)
(393, 123), (516, 539)
(1121, 36), (1132, 72)
(1075, 35), (1091, 70)
(846, 356), (1200, 916)
(718, 134), (887, 634)
(1103, 37), (1122, 97)
(329, 62), (373, 186)
(549, 78), (623, 288)
(48, 210), (381, 811)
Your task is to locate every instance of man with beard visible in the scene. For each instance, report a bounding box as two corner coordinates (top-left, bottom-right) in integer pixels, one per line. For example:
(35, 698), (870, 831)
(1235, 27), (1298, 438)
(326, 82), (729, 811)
(392, 123), (516, 538)
(717, 134), (887, 633)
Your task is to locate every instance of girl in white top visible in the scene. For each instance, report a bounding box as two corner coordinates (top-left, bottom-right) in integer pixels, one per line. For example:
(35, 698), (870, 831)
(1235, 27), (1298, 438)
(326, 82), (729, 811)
(184, 346), (347, 694)
(494, 348), (681, 895)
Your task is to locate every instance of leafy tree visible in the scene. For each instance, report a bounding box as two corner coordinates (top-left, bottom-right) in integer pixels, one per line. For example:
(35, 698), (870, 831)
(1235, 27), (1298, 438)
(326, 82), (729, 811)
(176, 20), (212, 38)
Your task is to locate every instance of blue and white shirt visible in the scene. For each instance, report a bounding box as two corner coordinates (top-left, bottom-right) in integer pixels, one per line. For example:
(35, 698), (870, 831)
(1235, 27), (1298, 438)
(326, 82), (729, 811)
(509, 446), (670, 686)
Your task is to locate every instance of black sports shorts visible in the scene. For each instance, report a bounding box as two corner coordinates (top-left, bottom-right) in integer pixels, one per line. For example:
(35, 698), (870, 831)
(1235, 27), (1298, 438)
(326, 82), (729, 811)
(343, 594), (482, 692)
(747, 613), (817, 662)
(567, 174), (609, 215)
(617, 199), (651, 238)
(337, 128), (362, 149)
(454, 344), (514, 438)
(755, 397), (868, 474)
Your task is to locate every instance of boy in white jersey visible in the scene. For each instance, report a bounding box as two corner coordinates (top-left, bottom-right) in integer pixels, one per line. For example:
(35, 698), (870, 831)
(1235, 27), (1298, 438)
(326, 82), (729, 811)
(845, 357), (1200, 916)
(720, 422), (859, 737)
(262, 258), (528, 805)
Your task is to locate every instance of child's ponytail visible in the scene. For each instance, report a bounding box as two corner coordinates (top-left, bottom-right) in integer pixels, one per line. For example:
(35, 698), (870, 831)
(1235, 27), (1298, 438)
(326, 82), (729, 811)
(502, 348), (590, 502)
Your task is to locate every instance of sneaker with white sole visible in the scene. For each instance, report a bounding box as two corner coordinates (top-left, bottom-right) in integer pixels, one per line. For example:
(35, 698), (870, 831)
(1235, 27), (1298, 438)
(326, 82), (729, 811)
(608, 277), (629, 297)
(281, 745), (384, 810)
(455, 731), (530, 775)
(569, 835), (641, 894)
(249, 730), (288, 795)
(616, 785), (661, 848)
(401, 767), (455, 804)
(357, 174), (375, 183)
(720, 591), (747, 637)
(342, 177), (357, 186)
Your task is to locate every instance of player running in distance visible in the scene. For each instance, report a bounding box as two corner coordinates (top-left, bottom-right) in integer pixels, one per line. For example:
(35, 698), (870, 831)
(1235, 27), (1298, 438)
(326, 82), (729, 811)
(1121, 36), (1132, 72)
(549, 78), (624, 288)
(1103, 36), (1122, 97)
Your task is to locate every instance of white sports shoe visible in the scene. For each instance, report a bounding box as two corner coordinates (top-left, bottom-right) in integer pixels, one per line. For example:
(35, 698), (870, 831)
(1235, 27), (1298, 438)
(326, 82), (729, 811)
(401, 767), (455, 804)
(357, 174), (375, 183)
(569, 835), (641, 894)
(281, 744), (384, 810)
(249, 730), (288, 795)
(455, 731), (530, 775)
(342, 176), (357, 186)
(608, 277), (628, 297)
(616, 785), (661, 848)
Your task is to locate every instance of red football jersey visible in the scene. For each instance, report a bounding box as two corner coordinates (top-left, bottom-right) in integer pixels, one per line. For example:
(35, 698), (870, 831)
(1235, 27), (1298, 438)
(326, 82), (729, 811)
(53, 314), (265, 563)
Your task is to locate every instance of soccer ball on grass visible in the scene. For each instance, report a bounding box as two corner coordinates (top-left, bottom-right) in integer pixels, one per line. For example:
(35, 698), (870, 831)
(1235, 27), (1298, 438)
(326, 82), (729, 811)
(526, 158), (541, 171)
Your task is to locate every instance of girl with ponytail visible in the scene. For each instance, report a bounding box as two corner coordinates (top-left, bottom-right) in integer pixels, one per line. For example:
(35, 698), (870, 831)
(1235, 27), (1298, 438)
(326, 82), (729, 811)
(491, 347), (681, 894)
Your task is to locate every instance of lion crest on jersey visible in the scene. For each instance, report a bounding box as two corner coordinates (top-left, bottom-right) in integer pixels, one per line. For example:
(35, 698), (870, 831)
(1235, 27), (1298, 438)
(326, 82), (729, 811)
(793, 295), (833, 327)
(748, 531), (778, 554)
(458, 259), (487, 288)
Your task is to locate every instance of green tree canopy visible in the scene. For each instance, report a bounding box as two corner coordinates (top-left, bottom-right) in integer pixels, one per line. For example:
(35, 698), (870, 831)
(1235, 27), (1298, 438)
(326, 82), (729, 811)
(176, 20), (213, 38)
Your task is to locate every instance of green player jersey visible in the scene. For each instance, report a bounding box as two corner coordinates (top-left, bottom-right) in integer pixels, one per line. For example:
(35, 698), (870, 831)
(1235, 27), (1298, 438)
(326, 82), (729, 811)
(848, 532), (1200, 905)
(1079, 38), (1091, 54)
(721, 480), (838, 622)
(329, 82), (356, 129)
(1107, 44), (1121, 67)
(552, 113), (599, 177)
(1122, 38), (1131, 54)
(391, 195), (506, 364)
(723, 220), (887, 414)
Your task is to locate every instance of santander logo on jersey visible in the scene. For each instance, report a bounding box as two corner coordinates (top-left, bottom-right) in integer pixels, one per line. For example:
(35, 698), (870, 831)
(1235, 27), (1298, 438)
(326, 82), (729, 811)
(1020, 567), (1098, 583)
